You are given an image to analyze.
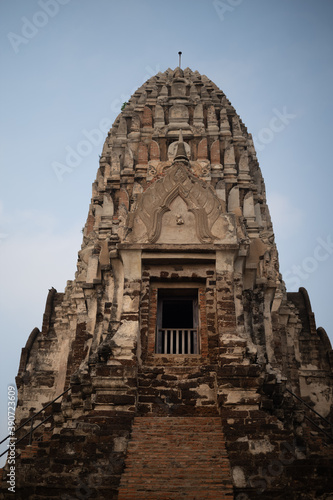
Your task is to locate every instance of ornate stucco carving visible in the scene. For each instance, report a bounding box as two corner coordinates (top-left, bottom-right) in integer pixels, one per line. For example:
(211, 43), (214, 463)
(136, 161), (223, 243)
(10, 67), (333, 500)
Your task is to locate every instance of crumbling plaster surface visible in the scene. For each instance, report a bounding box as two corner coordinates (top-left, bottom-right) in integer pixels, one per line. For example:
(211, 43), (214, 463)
(7, 67), (333, 500)
(15, 66), (333, 423)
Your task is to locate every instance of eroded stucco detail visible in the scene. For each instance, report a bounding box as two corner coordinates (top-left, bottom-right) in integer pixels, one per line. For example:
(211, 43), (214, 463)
(3, 66), (332, 500)
(134, 162), (223, 243)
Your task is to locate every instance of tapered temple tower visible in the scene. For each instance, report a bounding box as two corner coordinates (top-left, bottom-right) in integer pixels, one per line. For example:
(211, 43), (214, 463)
(1, 67), (333, 499)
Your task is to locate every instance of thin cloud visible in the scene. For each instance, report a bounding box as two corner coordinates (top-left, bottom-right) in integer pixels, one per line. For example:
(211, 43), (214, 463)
(0, 205), (82, 333)
(268, 192), (304, 239)
(0, 217), (81, 315)
(0, 208), (82, 466)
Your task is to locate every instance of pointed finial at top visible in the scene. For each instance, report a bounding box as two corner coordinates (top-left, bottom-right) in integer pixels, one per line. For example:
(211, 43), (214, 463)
(174, 129), (189, 162)
(178, 51), (182, 69)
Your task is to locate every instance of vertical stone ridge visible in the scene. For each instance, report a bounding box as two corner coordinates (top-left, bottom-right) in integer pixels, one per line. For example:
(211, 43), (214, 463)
(2, 66), (332, 500)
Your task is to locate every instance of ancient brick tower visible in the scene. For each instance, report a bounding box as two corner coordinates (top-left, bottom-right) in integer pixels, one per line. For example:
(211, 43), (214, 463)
(1, 67), (333, 499)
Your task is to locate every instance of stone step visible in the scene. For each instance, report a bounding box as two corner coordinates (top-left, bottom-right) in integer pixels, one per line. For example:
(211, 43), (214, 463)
(118, 417), (234, 500)
(131, 420), (222, 428)
(119, 490), (233, 500)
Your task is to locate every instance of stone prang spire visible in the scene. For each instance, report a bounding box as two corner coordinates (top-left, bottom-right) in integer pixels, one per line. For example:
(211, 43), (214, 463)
(1, 67), (332, 500)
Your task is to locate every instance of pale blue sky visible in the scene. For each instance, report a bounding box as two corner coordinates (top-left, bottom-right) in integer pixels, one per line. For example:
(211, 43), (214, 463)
(0, 0), (332, 462)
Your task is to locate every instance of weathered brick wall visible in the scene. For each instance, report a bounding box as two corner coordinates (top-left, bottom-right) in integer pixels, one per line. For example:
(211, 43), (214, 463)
(5, 414), (133, 500)
(2, 66), (333, 500)
(14, 289), (72, 428)
(218, 369), (333, 499)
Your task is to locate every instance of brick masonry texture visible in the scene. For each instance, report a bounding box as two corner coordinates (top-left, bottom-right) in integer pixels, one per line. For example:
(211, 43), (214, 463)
(118, 417), (234, 500)
(1, 67), (332, 499)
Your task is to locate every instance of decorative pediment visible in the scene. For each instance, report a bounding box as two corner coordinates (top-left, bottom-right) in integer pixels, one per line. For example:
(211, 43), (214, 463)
(136, 162), (223, 243)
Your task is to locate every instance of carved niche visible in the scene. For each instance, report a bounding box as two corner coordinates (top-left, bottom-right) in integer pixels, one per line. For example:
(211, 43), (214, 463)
(135, 162), (223, 244)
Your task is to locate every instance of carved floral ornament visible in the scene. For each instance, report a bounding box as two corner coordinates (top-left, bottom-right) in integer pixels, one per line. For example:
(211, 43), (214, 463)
(135, 162), (223, 243)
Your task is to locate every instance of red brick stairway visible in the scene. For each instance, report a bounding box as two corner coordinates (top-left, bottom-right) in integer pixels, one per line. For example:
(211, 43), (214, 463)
(118, 417), (234, 500)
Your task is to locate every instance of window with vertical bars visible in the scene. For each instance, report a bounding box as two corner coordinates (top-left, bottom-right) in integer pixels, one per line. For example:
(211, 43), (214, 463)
(155, 289), (199, 354)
